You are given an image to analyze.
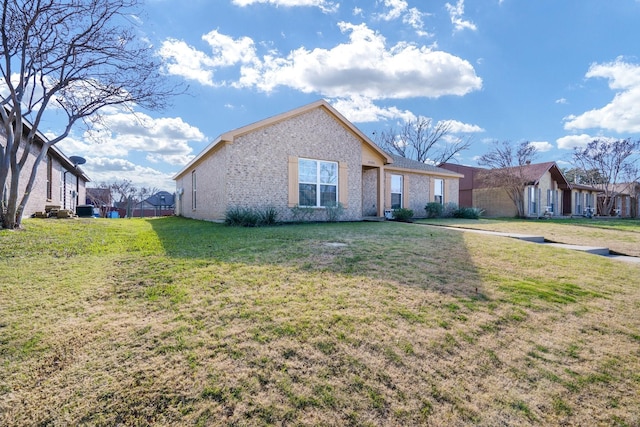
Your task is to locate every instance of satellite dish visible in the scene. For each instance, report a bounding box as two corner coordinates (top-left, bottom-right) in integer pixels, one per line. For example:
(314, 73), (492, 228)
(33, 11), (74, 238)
(69, 156), (86, 166)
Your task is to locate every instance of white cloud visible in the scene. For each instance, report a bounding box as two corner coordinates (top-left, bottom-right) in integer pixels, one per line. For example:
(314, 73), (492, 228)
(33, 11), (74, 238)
(232, 0), (338, 13)
(202, 30), (258, 67)
(446, 0), (477, 32)
(556, 134), (594, 150)
(440, 119), (484, 133)
(238, 22), (482, 99)
(87, 157), (176, 190)
(330, 96), (416, 123)
(530, 141), (554, 152)
(55, 112), (206, 189)
(563, 59), (640, 133)
(158, 39), (218, 86)
(555, 98), (567, 104)
(158, 32), (258, 87)
(377, 0), (429, 35)
(378, 0), (408, 21)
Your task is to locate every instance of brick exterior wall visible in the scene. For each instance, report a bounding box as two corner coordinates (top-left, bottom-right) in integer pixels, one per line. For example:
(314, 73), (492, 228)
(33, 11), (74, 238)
(176, 144), (228, 221)
(177, 108), (366, 222)
(473, 187), (518, 217)
(2, 135), (87, 218)
(174, 102), (462, 222)
(383, 170), (460, 218)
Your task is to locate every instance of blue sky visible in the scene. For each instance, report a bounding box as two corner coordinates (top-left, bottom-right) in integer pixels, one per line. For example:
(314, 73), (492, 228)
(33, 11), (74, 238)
(54, 0), (640, 191)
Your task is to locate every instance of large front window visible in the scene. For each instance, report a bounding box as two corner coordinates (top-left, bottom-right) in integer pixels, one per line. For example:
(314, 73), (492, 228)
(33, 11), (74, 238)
(391, 175), (403, 209)
(298, 158), (338, 207)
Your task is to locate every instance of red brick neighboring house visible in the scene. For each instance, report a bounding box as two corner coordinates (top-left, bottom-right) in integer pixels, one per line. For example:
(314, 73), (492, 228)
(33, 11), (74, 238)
(441, 162), (601, 218)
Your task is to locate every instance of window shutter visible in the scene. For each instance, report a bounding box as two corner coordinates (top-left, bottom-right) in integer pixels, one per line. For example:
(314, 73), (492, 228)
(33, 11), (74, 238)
(339, 162), (348, 207)
(385, 173), (391, 209)
(288, 156), (298, 207)
(403, 174), (410, 208)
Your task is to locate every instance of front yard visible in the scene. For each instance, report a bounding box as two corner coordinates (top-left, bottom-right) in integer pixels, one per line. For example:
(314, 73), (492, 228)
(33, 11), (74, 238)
(418, 217), (640, 257)
(1, 217), (639, 426)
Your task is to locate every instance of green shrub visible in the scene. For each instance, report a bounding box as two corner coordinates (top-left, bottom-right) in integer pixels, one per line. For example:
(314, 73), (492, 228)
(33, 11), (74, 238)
(290, 204), (315, 222)
(392, 208), (414, 222)
(453, 207), (483, 219)
(325, 202), (345, 222)
(425, 202), (443, 218)
(442, 202), (459, 218)
(225, 206), (278, 227)
(258, 206), (279, 225)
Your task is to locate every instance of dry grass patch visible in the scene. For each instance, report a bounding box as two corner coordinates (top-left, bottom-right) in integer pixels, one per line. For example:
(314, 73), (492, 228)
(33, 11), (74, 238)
(419, 217), (640, 257)
(0, 217), (639, 426)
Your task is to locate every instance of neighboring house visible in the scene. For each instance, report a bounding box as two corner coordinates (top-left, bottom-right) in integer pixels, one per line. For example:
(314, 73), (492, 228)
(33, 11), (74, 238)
(112, 190), (175, 218)
(135, 191), (175, 217)
(173, 100), (462, 222)
(441, 162), (600, 218)
(599, 182), (640, 218)
(568, 183), (599, 217)
(1, 119), (90, 218)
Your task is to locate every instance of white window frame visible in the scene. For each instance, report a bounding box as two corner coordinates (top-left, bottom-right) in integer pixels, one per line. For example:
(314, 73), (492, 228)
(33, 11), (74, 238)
(546, 189), (554, 214)
(298, 158), (338, 207)
(529, 187), (538, 214)
(434, 178), (444, 205)
(191, 170), (197, 210)
(390, 175), (403, 209)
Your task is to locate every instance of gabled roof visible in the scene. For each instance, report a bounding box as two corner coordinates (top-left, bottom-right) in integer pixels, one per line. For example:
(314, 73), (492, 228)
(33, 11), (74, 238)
(173, 99), (393, 180)
(569, 183), (602, 192)
(144, 190), (175, 207)
(386, 154), (464, 178)
(474, 161), (570, 189)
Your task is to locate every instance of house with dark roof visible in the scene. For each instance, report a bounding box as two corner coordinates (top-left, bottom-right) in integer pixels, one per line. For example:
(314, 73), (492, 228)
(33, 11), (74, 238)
(136, 191), (175, 217)
(173, 100), (462, 222)
(441, 162), (601, 218)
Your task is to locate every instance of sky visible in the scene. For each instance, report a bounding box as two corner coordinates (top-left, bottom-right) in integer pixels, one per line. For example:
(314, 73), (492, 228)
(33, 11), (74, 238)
(52, 0), (640, 191)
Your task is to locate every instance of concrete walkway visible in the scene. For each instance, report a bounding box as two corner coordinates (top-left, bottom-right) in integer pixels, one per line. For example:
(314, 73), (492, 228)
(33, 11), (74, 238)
(418, 224), (640, 264)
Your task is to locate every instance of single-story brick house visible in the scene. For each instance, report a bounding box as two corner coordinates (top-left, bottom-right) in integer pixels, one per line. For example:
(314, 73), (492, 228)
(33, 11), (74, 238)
(173, 100), (462, 222)
(441, 162), (601, 218)
(1, 119), (90, 219)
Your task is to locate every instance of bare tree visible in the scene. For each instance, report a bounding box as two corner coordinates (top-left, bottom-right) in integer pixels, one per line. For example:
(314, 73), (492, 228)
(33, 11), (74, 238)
(375, 117), (471, 165)
(86, 183), (113, 217)
(562, 167), (607, 185)
(110, 179), (136, 218)
(0, 0), (176, 229)
(572, 139), (640, 216)
(477, 140), (537, 218)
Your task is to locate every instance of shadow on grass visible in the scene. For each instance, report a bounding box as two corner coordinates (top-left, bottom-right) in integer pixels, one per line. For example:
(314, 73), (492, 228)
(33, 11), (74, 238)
(148, 216), (485, 299)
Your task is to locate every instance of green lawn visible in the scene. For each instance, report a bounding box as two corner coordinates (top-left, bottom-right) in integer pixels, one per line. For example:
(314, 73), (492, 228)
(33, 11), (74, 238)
(1, 217), (639, 426)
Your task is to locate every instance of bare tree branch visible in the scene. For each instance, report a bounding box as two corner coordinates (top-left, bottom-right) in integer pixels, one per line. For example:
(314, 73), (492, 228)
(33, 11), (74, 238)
(374, 117), (472, 166)
(572, 139), (640, 216)
(0, 0), (180, 228)
(476, 140), (537, 218)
